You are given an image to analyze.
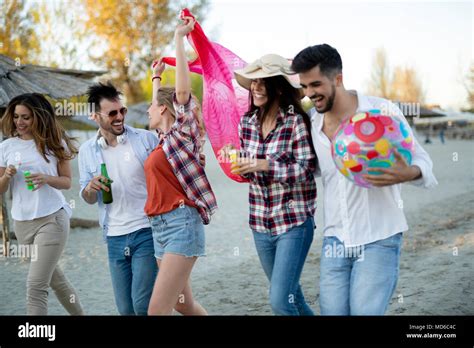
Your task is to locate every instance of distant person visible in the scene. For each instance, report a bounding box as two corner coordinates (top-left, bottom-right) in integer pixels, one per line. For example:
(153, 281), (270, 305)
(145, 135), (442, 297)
(78, 82), (158, 315)
(221, 53), (317, 316)
(0, 93), (84, 315)
(292, 44), (438, 315)
(424, 132), (432, 144)
(439, 127), (445, 144)
(145, 16), (217, 315)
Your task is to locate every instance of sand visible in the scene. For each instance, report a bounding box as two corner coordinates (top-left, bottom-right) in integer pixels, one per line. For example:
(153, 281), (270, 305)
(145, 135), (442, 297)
(0, 137), (473, 315)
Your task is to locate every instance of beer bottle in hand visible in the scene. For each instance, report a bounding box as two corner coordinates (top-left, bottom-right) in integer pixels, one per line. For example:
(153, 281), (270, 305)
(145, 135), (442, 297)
(100, 163), (113, 204)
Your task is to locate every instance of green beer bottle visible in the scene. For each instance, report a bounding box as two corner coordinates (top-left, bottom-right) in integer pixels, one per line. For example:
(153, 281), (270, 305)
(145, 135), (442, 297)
(100, 163), (113, 204)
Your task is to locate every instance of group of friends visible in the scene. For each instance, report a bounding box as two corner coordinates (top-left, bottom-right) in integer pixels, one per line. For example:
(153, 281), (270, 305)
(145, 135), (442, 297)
(0, 17), (437, 316)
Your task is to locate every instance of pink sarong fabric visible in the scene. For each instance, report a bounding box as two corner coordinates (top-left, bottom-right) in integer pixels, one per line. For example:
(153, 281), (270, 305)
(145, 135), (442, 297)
(162, 8), (250, 182)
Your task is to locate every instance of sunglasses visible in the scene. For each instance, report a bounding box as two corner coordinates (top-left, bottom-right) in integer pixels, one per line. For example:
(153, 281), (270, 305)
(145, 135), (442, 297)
(98, 107), (127, 117)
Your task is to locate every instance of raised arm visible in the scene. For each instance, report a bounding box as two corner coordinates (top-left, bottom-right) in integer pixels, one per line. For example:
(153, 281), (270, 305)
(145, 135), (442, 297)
(151, 60), (165, 104)
(174, 16), (195, 105)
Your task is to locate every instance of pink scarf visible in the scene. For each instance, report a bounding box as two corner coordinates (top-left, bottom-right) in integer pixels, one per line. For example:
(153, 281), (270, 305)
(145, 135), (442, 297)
(162, 8), (249, 183)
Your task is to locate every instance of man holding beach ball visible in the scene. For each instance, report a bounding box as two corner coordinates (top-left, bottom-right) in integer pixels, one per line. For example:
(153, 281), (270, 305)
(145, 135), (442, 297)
(292, 44), (438, 315)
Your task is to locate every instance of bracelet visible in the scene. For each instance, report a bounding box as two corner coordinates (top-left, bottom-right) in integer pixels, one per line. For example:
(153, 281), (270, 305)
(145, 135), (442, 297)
(152, 75), (162, 82)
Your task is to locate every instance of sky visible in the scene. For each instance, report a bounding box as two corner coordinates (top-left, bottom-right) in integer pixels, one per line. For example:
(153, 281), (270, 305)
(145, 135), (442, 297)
(200, 0), (473, 110)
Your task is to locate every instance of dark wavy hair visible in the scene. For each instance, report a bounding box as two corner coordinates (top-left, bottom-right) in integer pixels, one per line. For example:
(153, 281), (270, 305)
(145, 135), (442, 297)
(2, 93), (79, 162)
(87, 81), (122, 112)
(291, 43), (343, 78)
(246, 75), (315, 154)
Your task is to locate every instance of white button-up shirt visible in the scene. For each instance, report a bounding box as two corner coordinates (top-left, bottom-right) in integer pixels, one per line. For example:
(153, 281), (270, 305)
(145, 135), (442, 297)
(311, 91), (438, 247)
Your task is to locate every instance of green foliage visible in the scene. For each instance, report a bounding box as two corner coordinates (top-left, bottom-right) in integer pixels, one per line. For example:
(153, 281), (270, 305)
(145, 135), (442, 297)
(81, 0), (208, 103)
(1, 0), (209, 111)
(32, 1), (85, 68)
(140, 68), (203, 103)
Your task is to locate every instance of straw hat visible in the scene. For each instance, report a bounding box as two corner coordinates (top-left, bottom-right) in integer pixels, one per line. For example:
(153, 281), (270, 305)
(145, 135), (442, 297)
(234, 54), (301, 91)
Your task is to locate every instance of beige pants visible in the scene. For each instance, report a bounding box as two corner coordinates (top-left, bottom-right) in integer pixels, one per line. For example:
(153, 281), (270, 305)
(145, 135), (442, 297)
(13, 208), (84, 315)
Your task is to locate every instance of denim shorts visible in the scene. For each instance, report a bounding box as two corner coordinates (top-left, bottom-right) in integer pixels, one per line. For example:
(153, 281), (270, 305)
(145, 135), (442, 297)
(149, 205), (206, 259)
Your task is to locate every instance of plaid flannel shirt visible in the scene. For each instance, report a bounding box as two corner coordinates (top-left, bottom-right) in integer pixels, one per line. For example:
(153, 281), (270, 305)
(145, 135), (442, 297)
(155, 95), (217, 224)
(239, 108), (317, 235)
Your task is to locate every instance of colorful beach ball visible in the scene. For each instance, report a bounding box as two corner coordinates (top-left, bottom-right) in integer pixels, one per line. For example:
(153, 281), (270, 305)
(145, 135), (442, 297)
(331, 109), (415, 188)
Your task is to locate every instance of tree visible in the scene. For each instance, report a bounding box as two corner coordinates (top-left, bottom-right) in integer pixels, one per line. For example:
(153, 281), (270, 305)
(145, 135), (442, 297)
(464, 63), (474, 112)
(389, 66), (425, 104)
(0, 0), (40, 63)
(367, 47), (391, 99)
(31, 1), (86, 69)
(140, 68), (203, 105)
(81, 0), (208, 104)
(367, 47), (425, 104)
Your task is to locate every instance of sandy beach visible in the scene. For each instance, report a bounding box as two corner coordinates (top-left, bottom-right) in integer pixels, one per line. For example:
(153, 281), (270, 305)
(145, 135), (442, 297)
(0, 136), (473, 315)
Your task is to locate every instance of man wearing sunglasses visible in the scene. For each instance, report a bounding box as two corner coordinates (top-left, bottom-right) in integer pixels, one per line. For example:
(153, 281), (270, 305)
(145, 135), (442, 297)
(78, 82), (159, 315)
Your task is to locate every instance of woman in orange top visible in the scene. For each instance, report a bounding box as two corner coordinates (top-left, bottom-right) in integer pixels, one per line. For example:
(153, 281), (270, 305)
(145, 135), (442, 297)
(144, 16), (217, 315)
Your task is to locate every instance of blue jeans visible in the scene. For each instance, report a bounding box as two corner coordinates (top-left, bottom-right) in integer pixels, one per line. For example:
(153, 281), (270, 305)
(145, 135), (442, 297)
(107, 227), (158, 315)
(319, 233), (403, 315)
(252, 217), (315, 316)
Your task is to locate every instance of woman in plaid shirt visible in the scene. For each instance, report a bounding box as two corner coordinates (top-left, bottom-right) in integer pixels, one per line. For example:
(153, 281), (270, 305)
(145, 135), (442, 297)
(223, 54), (317, 315)
(145, 16), (217, 315)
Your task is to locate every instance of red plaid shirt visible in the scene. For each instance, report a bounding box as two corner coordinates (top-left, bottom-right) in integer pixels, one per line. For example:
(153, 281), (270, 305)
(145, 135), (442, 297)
(155, 95), (217, 224)
(239, 108), (317, 235)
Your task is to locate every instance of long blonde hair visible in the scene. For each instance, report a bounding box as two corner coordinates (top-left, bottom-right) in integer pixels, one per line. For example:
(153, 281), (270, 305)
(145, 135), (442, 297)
(2, 93), (79, 162)
(156, 87), (177, 119)
(156, 87), (206, 138)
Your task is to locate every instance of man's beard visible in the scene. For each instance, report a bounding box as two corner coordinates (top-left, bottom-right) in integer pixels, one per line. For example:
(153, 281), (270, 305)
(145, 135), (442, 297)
(99, 118), (125, 136)
(316, 84), (336, 114)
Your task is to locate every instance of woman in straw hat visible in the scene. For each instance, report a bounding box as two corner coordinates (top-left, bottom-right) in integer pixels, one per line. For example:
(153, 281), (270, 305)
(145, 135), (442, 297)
(222, 54), (317, 315)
